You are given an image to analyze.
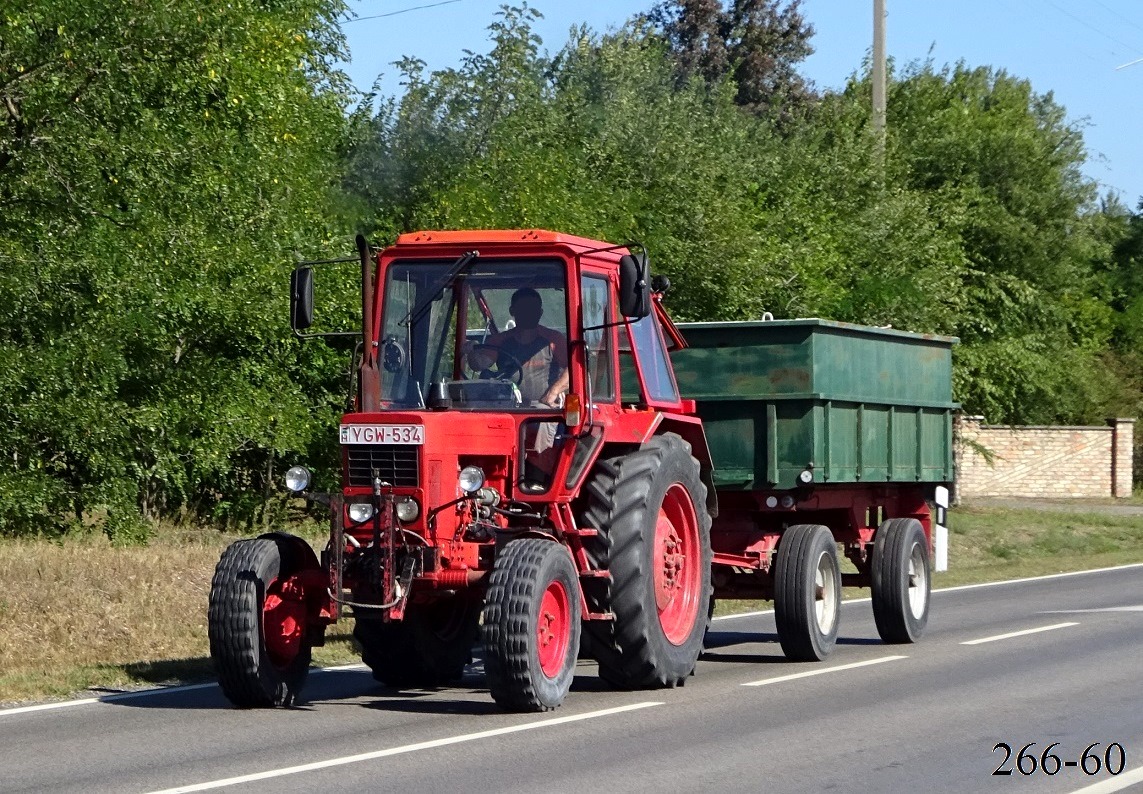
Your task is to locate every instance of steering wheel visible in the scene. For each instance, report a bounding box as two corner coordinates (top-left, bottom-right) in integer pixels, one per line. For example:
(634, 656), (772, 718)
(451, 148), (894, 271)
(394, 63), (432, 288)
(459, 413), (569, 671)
(463, 343), (525, 385)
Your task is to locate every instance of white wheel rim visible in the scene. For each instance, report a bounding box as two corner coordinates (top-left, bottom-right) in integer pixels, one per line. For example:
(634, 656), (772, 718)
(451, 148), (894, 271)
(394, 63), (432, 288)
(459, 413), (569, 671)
(907, 542), (928, 619)
(814, 551), (838, 634)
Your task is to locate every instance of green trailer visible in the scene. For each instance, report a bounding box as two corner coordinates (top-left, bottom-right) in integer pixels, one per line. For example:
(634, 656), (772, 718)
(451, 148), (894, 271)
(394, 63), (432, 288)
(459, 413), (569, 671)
(668, 318), (956, 658)
(672, 319), (957, 491)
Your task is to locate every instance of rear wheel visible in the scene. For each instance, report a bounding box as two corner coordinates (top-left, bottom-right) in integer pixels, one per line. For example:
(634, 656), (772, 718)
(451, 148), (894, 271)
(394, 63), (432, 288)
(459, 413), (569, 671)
(353, 598), (480, 688)
(580, 433), (713, 689)
(483, 538), (581, 712)
(871, 518), (931, 643)
(773, 524), (841, 662)
(208, 537), (313, 707)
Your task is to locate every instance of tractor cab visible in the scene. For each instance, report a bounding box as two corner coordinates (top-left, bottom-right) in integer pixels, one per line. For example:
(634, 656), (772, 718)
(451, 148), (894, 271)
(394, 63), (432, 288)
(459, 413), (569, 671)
(376, 256), (568, 410)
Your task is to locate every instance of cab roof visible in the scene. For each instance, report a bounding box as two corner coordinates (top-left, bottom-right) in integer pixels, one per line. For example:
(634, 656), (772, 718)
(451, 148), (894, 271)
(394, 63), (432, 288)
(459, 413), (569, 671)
(393, 229), (616, 252)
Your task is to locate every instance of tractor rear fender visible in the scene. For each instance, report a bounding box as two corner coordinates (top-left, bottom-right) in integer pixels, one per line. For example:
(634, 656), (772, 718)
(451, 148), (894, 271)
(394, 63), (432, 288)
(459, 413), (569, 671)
(655, 416), (718, 519)
(595, 413), (718, 519)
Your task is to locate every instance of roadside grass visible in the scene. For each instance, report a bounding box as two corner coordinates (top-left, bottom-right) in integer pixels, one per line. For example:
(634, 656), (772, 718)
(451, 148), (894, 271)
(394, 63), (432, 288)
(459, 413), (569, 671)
(2, 501), (1141, 705)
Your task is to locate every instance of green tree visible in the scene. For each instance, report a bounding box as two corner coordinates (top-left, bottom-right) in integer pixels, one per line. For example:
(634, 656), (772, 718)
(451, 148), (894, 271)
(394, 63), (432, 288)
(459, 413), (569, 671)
(0, 0), (358, 538)
(646, 0), (817, 121)
(875, 62), (1113, 423)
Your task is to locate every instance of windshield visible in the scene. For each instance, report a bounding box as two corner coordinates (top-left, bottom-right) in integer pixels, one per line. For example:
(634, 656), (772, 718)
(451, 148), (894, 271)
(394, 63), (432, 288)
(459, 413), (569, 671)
(376, 258), (568, 410)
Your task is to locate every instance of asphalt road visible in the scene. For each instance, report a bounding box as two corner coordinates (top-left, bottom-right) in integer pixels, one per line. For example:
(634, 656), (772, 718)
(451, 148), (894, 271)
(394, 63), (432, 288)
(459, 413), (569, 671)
(3, 564), (1141, 794)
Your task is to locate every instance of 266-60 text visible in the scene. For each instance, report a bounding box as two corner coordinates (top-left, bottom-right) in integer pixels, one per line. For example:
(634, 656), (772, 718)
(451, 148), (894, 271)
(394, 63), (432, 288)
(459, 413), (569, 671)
(992, 742), (1126, 776)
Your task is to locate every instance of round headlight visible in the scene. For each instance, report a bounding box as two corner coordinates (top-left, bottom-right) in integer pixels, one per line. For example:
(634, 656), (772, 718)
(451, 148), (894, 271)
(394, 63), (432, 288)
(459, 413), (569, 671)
(348, 502), (376, 523)
(458, 465), (485, 494)
(395, 497), (420, 523)
(285, 466), (311, 493)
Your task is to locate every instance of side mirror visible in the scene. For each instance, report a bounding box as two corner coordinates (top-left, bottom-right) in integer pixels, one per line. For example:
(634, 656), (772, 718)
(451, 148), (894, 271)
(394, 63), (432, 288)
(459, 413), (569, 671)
(290, 267), (314, 331)
(619, 252), (651, 319)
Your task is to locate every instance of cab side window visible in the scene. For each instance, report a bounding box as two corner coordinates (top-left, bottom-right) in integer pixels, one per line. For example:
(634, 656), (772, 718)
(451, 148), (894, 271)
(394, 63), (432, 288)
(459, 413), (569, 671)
(580, 274), (615, 402)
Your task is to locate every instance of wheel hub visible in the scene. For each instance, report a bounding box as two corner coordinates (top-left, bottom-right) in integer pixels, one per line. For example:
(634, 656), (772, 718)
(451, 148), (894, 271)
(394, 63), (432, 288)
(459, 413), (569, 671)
(653, 484), (702, 646)
(263, 578), (307, 669)
(536, 579), (570, 678)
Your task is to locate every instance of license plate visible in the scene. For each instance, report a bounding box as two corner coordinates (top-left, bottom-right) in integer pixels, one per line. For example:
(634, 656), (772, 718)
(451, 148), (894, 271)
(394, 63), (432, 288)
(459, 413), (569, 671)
(339, 424), (425, 445)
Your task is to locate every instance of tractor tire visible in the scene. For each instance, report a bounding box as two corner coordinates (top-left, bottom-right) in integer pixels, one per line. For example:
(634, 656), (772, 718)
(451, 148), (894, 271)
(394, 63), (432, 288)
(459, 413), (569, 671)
(208, 537), (313, 707)
(773, 524), (841, 662)
(871, 517), (931, 643)
(353, 598), (480, 688)
(579, 433), (713, 689)
(483, 538), (581, 712)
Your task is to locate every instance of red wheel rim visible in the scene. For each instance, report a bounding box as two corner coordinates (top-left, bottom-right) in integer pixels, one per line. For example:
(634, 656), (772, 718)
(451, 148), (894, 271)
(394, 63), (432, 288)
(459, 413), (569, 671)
(263, 577), (306, 669)
(536, 578), (571, 678)
(653, 483), (701, 645)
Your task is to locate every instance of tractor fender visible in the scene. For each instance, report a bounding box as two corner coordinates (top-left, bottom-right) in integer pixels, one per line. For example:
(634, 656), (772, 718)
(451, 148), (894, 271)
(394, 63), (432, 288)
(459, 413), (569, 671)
(595, 414), (718, 519)
(653, 415), (719, 519)
(258, 531), (322, 573)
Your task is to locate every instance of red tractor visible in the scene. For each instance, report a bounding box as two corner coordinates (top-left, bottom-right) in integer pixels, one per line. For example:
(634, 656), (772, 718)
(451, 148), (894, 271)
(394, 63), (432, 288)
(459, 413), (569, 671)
(208, 230), (954, 712)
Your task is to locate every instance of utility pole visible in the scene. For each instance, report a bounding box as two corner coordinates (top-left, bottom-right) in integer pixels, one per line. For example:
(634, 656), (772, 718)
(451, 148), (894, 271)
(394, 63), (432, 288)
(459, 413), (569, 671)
(872, 0), (887, 149)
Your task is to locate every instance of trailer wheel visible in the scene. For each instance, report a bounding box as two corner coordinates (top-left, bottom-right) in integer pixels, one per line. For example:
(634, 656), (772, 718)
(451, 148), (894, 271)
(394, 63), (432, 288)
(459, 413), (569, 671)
(871, 518), (930, 643)
(773, 524), (841, 662)
(579, 433), (713, 689)
(353, 598), (480, 688)
(208, 537), (313, 707)
(483, 538), (581, 712)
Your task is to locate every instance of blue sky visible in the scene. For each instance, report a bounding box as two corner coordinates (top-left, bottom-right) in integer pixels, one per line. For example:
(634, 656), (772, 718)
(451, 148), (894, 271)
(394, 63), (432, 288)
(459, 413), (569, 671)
(341, 0), (1143, 207)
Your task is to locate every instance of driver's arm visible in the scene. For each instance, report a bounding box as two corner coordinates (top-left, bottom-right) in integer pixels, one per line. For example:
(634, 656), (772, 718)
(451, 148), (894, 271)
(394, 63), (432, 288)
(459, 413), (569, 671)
(539, 329), (570, 406)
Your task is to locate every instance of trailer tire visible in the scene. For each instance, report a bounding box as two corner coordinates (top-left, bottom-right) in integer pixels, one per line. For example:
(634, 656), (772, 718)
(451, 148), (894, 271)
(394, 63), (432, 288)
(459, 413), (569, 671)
(871, 518), (930, 643)
(353, 598), (480, 688)
(579, 433), (713, 689)
(483, 538), (581, 712)
(773, 524), (841, 662)
(208, 537), (313, 707)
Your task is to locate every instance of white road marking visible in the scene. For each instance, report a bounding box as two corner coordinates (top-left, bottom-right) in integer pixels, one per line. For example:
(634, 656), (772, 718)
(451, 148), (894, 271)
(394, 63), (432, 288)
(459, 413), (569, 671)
(960, 622), (1079, 645)
(0, 683), (218, 717)
(712, 608), (774, 621)
(1066, 765), (1143, 794)
(935, 563), (1143, 594)
(741, 655), (907, 687)
(710, 563), (1143, 625)
(1043, 606), (1143, 613)
(142, 701), (663, 793)
(0, 664), (368, 718)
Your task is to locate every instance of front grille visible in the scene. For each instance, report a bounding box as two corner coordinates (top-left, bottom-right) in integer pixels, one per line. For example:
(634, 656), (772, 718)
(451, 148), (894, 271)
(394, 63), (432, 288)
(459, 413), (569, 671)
(345, 445), (420, 488)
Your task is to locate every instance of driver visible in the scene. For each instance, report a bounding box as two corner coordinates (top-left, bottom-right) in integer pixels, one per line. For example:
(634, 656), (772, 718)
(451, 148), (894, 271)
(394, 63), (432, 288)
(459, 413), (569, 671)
(463, 288), (569, 407)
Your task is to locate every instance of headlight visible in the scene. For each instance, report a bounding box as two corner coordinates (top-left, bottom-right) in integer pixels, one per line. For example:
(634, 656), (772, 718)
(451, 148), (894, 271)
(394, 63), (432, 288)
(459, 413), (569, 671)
(458, 465), (485, 494)
(348, 502), (376, 523)
(285, 466), (311, 493)
(395, 497), (420, 523)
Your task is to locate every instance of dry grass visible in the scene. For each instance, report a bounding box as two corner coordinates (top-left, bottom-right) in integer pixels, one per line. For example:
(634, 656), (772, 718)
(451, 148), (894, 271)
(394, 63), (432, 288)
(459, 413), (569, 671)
(2, 502), (1141, 705)
(0, 527), (231, 704)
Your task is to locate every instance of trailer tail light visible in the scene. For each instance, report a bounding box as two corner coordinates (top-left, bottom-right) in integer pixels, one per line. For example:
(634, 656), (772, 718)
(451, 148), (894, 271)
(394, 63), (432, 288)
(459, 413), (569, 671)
(564, 394), (583, 429)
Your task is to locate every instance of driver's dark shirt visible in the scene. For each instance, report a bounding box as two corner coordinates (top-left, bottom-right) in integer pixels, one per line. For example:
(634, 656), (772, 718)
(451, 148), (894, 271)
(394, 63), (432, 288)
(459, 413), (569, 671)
(486, 327), (567, 403)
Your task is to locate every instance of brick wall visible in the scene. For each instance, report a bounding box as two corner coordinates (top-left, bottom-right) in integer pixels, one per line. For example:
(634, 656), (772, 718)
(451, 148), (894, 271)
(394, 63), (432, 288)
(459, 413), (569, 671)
(956, 417), (1136, 499)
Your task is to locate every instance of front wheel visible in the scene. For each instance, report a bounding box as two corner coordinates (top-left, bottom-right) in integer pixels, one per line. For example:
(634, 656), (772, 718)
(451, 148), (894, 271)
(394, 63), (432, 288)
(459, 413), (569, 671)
(483, 538), (582, 712)
(773, 524), (841, 662)
(871, 518), (931, 643)
(208, 537), (313, 707)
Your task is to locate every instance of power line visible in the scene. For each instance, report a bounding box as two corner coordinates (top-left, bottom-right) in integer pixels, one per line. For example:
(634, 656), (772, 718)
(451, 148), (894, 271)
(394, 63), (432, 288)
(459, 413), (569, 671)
(345, 0), (464, 24)
(1089, 0), (1143, 38)
(1041, 0), (1143, 58)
